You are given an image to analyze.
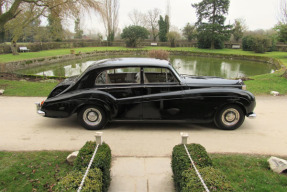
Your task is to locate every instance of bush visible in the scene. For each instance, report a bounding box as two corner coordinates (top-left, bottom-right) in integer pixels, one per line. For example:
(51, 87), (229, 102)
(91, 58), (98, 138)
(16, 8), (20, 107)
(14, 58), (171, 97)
(242, 35), (273, 53)
(167, 31), (181, 47)
(253, 35), (272, 53)
(55, 168), (102, 192)
(242, 35), (255, 51)
(171, 144), (212, 191)
(148, 50), (170, 60)
(180, 167), (234, 192)
(74, 142), (112, 192)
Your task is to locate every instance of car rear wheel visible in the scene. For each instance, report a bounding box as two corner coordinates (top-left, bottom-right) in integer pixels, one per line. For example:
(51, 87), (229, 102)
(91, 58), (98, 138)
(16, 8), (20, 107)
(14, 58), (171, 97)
(214, 105), (245, 130)
(78, 106), (107, 130)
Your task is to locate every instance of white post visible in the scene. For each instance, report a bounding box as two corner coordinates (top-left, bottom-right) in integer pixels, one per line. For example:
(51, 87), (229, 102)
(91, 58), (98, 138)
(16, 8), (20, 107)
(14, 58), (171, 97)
(180, 132), (189, 145)
(95, 132), (103, 145)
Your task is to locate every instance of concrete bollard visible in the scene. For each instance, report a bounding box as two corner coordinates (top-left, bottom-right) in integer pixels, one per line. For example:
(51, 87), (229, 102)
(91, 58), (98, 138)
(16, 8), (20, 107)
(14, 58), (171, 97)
(95, 132), (103, 145)
(180, 132), (189, 144)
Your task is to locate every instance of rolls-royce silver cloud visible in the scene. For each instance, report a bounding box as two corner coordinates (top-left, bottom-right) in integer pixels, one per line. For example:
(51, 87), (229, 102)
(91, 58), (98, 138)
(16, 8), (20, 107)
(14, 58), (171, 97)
(36, 58), (256, 130)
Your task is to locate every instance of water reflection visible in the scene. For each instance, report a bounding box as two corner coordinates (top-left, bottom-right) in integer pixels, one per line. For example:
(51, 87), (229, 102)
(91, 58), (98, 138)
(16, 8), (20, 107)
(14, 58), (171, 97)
(18, 55), (276, 79)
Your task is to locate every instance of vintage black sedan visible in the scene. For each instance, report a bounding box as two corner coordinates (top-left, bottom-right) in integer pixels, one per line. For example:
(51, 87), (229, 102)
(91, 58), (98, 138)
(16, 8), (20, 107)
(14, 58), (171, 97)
(36, 58), (256, 130)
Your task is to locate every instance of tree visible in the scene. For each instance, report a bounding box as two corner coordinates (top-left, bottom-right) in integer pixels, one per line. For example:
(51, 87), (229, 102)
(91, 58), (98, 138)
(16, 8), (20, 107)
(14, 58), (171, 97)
(275, 23), (287, 43)
(4, 3), (46, 54)
(48, 6), (64, 42)
(121, 25), (149, 48)
(278, 0), (287, 24)
(158, 15), (169, 42)
(128, 9), (146, 26)
(100, 0), (119, 44)
(167, 31), (181, 47)
(0, 0), (101, 43)
(192, 0), (232, 49)
(74, 18), (83, 39)
(145, 8), (161, 41)
(232, 19), (247, 42)
(182, 23), (196, 42)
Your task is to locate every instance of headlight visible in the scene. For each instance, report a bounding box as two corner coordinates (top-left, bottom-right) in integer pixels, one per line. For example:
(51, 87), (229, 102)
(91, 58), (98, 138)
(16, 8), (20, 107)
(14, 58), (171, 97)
(242, 85), (247, 90)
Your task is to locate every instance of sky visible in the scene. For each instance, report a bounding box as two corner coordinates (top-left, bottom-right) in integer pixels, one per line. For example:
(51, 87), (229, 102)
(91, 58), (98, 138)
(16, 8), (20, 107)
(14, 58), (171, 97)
(80, 0), (282, 35)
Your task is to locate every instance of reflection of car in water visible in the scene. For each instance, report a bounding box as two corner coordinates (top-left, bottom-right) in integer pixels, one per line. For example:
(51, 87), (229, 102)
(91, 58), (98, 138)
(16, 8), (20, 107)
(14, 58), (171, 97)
(36, 58), (256, 130)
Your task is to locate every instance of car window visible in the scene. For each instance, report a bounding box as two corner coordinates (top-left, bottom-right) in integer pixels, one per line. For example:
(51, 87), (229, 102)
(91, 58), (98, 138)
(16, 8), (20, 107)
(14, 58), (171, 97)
(143, 67), (178, 84)
(95, 67), (141, 85)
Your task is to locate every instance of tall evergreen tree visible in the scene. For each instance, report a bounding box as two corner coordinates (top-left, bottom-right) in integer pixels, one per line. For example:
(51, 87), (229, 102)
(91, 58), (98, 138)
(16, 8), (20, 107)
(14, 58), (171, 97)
(158, 15), (169, 42)
(192, 0), (232, 49)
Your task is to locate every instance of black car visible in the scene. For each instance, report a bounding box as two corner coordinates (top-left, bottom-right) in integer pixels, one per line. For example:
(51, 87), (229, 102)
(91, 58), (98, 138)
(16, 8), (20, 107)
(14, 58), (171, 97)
(36, 58), (256, 130)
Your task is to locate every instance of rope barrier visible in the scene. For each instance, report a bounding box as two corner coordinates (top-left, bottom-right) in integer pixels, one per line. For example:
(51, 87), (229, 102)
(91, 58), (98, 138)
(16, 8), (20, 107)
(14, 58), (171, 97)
(77, 144), (99, 192)
(183, 144), (210, 192)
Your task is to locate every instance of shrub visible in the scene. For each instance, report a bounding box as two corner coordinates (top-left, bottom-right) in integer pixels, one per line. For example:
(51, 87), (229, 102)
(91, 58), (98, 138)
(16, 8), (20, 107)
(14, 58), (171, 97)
(148, 50), (170, 60)
(253, 35), (272, 53)
(55, 168), (102, 192)
(242, 35), (255, 51)
(167, 31), (181, 47)
(180, 167), (234, 192)
(171, 144), (212, 191)
(74, 142), (112, 192)
(242, 35), (273, 53)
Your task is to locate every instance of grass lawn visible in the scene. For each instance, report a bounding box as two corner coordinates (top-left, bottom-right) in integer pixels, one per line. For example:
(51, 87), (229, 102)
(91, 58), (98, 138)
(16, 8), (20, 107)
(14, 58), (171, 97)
(0, 79), (58, 97)
(1, 46), (287, 96)
(0, 151), (286, 191)
(211, 154), (287, 192)
(0, 151), (73, 192)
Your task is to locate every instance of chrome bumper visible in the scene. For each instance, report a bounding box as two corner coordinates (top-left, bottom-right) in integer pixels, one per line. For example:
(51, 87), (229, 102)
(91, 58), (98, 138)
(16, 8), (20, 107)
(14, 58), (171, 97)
(247, 113), (256, 119)
(35, 102), (45, 116)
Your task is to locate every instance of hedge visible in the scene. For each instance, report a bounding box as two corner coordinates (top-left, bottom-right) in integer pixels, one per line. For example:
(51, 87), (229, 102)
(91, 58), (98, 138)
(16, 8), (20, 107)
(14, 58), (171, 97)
(74, 142), (112, 192)
(171, 144), (212, 191)
(180, 167), (234, 192)
(55, 168), (103, 192)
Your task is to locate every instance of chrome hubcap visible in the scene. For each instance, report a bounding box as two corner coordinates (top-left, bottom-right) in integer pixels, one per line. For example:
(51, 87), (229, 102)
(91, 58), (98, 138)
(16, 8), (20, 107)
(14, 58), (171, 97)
(87, 111), (98, 122)
(222, 108), (240, 126)
(83, 108), (102, 126)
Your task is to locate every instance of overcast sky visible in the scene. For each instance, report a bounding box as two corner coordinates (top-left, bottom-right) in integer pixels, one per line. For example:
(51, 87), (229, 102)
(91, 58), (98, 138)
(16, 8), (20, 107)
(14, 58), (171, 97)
(80, 0), (281, 35)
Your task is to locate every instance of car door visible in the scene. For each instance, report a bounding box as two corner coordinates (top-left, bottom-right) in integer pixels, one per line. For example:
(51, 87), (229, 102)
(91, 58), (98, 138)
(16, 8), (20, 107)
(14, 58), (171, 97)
(95, 67), (144, 120)
(141, 67), (186, 120)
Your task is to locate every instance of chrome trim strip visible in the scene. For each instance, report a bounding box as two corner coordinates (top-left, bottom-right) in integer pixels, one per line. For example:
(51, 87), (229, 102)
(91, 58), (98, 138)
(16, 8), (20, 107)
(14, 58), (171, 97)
(35, 102), (45, 117)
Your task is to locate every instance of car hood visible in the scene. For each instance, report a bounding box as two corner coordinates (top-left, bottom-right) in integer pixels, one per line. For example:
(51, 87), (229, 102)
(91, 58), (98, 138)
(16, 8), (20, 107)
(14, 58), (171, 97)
(180, 75), (243, 88)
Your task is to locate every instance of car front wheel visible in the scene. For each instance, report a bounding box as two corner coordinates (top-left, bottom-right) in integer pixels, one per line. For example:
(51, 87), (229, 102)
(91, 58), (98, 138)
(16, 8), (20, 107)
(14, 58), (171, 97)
(78, 106), (107, 130)
(214, 105), (245, 130)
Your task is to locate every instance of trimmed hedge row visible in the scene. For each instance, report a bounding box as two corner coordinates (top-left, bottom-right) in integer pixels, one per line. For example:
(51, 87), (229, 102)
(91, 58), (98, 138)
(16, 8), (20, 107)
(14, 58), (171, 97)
(55, 168), (103, 192)
(55, 141), (112, 192)
(171, 143), (233, 192)
(74, 142), (112, 192)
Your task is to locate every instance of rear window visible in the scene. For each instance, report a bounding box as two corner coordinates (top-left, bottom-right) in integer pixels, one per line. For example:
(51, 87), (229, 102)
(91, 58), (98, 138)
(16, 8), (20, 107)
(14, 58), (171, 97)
(95, 67), (141, 85)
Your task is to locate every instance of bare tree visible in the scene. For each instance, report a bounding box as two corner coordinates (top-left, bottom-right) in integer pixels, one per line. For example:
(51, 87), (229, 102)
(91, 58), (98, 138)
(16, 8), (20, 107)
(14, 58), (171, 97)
(128, 9), (146, 26)
(278, 0), (287, 24)
(100, 0), (119, 43)
(145, 8), (161, 41)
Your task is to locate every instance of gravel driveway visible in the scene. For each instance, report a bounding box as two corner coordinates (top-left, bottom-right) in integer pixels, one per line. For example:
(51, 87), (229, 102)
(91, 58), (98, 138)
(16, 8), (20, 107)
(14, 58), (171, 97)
(0, 96), (286, 156)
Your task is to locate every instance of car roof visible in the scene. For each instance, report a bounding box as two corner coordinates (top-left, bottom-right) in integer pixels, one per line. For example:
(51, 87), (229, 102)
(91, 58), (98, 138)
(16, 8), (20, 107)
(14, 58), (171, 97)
(87, 58), (171, 71)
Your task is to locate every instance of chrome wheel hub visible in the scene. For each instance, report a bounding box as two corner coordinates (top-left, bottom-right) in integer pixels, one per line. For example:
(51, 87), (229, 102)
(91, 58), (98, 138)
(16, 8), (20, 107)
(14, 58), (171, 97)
(222, 108), (240, 126)
(83, 108), (102, 126)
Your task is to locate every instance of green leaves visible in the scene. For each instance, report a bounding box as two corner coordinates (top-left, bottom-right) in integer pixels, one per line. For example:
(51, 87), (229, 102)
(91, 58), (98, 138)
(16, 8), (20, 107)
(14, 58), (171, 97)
(121, 25), (149, 48)
(193, 0), (232, 49)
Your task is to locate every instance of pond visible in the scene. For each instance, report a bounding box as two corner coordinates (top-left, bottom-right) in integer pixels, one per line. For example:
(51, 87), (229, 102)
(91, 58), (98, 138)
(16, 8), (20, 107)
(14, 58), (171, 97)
(17, 55), (276, 79)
